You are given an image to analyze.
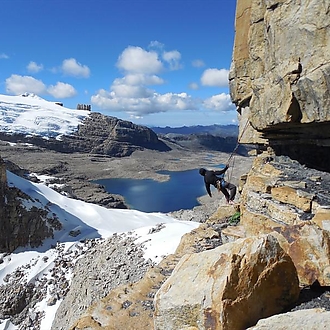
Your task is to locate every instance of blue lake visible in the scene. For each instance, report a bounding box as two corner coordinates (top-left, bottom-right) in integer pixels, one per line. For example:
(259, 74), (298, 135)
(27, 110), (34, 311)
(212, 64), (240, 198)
(94, 169), (208, 213)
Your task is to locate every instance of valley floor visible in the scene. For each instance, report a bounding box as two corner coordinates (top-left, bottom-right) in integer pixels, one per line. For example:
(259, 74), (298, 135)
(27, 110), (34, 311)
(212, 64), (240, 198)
(0, 140), (253, 220)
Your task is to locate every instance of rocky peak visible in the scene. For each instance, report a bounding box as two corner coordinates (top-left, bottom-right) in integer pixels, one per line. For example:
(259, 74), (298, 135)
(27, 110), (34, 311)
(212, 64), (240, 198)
(0, 112), (170, 157)
(229, 0), (330, 172)
(75, 112), (170, 156)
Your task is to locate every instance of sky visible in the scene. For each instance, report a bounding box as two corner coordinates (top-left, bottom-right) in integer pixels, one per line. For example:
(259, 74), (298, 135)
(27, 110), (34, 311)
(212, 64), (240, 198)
(0, 0), (237, 127)
(0, 170), (200, 330)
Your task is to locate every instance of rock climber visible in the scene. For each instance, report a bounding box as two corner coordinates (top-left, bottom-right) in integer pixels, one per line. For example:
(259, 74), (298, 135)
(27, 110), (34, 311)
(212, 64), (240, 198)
(199, 165), (236, 204)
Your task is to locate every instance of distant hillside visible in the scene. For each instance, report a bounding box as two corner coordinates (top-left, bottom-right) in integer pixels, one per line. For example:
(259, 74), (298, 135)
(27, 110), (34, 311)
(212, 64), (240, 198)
(150, 124), (239, 137)
(159, 133), (249, 156)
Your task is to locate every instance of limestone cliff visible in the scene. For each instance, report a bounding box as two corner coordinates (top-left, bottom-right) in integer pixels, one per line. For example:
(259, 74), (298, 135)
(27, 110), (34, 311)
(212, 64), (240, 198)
(151, 1), (330, 328)
(235, 152), (330, 286)
(229, 0), (330, 171)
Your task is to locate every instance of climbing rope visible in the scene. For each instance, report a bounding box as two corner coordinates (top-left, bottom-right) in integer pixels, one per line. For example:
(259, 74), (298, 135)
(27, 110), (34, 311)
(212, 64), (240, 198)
(227, 152), (236, 182)
(226, 119), (250, 182)
(227, 119), (250, 163)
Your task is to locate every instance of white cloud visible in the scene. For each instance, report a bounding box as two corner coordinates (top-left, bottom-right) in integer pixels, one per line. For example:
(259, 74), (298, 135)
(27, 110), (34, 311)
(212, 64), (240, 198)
(0, 53), (9, 59)
(50, 67), (58, 74)
(189, 82), (199, 90)
(6, 74), (46, 95)
(116, 46), (163, 74)
(92, 44), (190, 116)
(115, 74), (164, 86)
(91, 45), (231, 119)
(201, 68), (229, 87)
(5, 74), (77, 99)
(27, 61), (44, 73)
(47, 82), (77, 98)
(203, 93), (235, 112)
(62, 58), (90, 78)
(162, 50), (182, 70)
(91, 88), (198, 116)
(192, 59), (205, 68)
(148, 40), (164, 50)
(111, 83), (153, 98)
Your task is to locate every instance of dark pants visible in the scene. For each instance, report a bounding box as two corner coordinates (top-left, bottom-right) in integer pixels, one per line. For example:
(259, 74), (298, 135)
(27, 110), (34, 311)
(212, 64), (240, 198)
(217, 181), (236, 202)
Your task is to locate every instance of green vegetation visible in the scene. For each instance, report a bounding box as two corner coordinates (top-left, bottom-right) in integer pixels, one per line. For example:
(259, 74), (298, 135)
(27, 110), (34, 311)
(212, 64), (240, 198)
(229, 211), (240, 225)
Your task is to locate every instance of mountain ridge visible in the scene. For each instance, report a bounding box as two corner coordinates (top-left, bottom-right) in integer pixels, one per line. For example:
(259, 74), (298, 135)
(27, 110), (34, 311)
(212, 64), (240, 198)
(0, 94), (242, 156)
(151, 124), (238, 136)
(0, 94), (170, 156)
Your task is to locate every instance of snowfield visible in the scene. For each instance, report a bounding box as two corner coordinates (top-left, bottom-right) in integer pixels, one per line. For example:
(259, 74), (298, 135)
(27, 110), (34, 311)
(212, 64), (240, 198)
(0, 93), (90, 139)
(0, 171), (199, 330)
(0, 93), (200, 329)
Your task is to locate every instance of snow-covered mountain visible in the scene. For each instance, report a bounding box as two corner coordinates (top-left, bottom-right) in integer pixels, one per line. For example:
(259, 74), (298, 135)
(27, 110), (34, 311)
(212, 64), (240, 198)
(0, 170), (199, 330)
(0, 93), (90, 139)
(0, 93), (170, 156)
(0, 94), (199, 329)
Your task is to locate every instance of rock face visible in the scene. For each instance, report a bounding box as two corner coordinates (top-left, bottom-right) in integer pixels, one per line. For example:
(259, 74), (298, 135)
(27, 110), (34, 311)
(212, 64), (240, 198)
(51, 234), (154, 330)
(74, 113), (170, 156)
(272, 223), (330, 286)
(229, 0), (330, 171)
(58, 224), (223, 330)
(0, 112), (170, 157)
(154, 234), (299, 330)
(0, 156), (62, 253)
(239, 152), (330, 286)
(0, 157), (7, 227)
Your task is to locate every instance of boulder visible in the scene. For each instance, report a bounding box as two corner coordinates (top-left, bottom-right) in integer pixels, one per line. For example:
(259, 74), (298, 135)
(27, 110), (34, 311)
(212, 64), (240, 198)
(271, 186), (313, 212)
(0, 157), (7, 234)
(221, 225), (246, 244)
(206, 204), (239, 224)
(272, 222), (330, 286)
(248, 308), (330, 330)
(154, 234), (299, 330)
(312, 207), (330, 231)
(175, 224), (221, 255)
(242, 189), (300, 231)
